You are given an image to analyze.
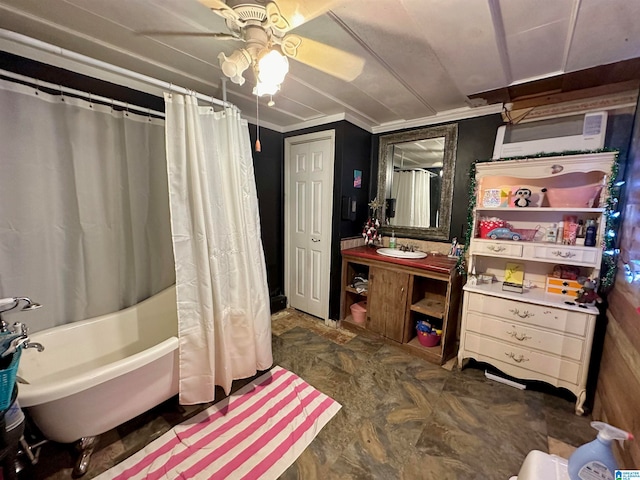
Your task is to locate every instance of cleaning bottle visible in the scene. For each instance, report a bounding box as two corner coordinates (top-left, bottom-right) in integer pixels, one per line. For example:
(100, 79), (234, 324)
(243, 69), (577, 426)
(389, 230), (397, 249)
(568, 421), (633, 480)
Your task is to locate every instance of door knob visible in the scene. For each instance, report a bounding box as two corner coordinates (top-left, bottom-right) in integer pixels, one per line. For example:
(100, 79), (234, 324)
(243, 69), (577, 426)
(311, 238), (320, 242)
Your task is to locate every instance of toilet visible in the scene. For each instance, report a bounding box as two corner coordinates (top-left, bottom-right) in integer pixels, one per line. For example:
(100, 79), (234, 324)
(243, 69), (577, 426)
(510, 450), (570, 480)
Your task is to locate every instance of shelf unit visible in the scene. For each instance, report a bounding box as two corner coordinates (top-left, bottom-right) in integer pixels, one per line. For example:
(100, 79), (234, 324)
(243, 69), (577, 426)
(458, 152), (616, 415)
(340, 246), (461, 365)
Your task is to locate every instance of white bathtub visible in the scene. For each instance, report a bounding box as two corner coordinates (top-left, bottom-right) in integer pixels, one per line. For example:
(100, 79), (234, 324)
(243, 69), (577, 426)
(17, 286), (179, 444)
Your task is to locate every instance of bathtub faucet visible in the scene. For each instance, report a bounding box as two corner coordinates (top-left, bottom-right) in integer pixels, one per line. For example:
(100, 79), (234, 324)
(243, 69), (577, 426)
(23, 341), (44, 352)
(11, 322), (45, 353)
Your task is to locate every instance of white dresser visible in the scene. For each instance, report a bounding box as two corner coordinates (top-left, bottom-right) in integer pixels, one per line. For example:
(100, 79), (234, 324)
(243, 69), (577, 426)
(458, 152), (616, 415)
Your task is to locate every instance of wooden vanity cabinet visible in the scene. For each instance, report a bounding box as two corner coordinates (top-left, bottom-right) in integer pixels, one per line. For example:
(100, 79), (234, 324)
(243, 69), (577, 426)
(367, 267), (409, 342)
(340, 246), (461, 365)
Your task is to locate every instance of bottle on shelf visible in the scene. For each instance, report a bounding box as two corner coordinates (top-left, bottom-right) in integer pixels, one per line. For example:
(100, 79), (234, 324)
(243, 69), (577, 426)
(545, 223), (558, 243)
(576, 220), (586, 246)
(584, 219), (597, 247)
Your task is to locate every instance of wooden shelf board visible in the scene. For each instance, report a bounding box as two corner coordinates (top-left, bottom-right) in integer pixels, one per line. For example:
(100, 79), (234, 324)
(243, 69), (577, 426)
(403, 337), (443, 363)
(410, 297), (445, 319)
(345, 286), (367, 297)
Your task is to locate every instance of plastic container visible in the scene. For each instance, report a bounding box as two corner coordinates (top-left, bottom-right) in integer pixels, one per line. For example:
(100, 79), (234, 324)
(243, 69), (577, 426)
(0, 349), (21, 411)
(417, 330), (441, 347)
(349, 301), (367, 324)
(567, 421), (633, 480)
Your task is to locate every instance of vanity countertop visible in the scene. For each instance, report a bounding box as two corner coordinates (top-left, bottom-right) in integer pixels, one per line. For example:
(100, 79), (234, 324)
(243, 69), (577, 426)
(341, 246), (457, 275)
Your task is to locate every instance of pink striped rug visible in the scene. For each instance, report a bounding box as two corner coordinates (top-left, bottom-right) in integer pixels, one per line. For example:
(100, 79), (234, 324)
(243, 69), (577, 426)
(95, 366), (341, 480)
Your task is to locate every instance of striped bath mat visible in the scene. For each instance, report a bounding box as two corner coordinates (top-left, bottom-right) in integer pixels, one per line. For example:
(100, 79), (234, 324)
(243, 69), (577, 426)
(96, 366), (341, 480)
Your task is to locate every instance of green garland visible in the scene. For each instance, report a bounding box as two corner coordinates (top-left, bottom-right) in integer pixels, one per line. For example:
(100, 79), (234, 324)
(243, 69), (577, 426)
(456, 149), (621, 291)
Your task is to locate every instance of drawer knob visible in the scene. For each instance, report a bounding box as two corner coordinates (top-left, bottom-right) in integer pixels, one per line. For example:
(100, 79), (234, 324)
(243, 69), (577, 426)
(508, 308), (534, 319)
(507, 330), (531, 341)
(487, 245), (506, 252)
(551, 250), (576, 259)
(505, 352), (529, 363)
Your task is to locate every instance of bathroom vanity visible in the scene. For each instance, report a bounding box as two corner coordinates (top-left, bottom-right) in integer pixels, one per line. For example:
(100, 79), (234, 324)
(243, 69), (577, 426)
(340, 246), (462, 365)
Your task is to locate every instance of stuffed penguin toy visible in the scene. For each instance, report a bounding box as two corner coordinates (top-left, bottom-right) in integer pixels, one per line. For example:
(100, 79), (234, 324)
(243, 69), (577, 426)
(513, 188), (532, 207)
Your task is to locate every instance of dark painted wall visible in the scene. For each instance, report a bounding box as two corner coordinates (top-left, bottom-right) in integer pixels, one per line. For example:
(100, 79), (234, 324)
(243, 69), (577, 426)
(247, 125), (284, 299)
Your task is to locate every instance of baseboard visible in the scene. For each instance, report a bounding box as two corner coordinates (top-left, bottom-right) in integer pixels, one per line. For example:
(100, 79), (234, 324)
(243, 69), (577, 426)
(270, 295), (287, 314)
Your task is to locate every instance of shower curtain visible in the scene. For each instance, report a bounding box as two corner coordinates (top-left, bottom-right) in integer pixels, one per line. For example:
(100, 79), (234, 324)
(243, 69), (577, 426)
(164, 93), (272, 403)
(0, 77), (174, 332)
(391, 170), (431, 227)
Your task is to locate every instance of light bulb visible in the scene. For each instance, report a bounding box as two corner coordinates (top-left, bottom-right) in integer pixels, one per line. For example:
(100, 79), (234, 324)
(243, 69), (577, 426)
(257, 50), (289, 85)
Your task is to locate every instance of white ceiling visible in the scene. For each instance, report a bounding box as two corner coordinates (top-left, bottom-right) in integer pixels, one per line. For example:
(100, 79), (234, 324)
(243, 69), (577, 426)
(0, 0), (639, 133)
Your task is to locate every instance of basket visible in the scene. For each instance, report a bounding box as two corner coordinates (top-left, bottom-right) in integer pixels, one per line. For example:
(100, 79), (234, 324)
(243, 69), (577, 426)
(417, 330), (441, 347)
(478, 218), (507, 239)
(350, 301), (367, 324)
(0, 348), (21, 411)
(511, 226), (541, 242)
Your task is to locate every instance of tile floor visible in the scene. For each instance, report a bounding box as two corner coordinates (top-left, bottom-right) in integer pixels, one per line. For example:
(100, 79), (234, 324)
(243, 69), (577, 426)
(21, 308), (595, 479)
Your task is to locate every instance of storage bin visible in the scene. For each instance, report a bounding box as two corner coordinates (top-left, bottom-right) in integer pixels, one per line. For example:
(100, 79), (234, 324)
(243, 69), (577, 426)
(0, 349), (20, 411)
(349, 301), (367, 324)
(417, 330), (441, 347)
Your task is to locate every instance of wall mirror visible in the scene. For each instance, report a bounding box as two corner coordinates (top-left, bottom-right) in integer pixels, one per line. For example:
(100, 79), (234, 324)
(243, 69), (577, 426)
(377, 123), (458, 241)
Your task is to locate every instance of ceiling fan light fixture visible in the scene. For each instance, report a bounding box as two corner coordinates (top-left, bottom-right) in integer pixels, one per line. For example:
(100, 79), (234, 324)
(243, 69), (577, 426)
(253, 81), (280, 97)
(257, 49), (289, 86)
(218, 49), (251, 85)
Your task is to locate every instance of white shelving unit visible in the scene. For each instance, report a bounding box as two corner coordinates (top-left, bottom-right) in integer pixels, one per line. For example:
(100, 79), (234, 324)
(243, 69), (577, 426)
(458, 152), (616, 415)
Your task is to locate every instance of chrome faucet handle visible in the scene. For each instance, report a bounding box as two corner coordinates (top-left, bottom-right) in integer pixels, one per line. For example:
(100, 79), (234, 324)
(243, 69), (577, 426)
(12, 322), (28, 336)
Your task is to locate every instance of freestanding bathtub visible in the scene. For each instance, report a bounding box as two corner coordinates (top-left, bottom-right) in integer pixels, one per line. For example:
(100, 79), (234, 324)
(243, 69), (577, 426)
(17, 285), (179, 476)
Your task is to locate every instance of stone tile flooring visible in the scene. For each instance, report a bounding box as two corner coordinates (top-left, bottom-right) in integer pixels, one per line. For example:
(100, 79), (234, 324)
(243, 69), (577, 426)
(22, 308), (595, 479)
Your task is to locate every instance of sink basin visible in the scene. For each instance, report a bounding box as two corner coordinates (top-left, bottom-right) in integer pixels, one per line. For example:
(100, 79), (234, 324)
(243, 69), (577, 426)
(377, 248), (427, 259)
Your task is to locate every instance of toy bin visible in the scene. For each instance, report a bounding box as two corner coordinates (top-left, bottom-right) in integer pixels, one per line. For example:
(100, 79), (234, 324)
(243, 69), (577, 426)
(349, 301), (367, 324)
(417, 330), (441, 347)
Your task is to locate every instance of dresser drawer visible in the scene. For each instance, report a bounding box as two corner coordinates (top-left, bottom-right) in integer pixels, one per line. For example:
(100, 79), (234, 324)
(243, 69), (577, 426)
(465, 313), (585, 361)
(472, 241), (523, 257)
(466, 292), (588, 336)
(533, 246), (598, 264)
(463, 332), (581, 385)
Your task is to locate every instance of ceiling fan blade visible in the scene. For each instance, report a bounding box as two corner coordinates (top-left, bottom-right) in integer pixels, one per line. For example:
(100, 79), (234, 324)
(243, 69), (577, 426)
(281, 34), (364, 82)
(137, 30), (239, 40)
(266, 0), (341, 32)
(197, 0), (241, 23)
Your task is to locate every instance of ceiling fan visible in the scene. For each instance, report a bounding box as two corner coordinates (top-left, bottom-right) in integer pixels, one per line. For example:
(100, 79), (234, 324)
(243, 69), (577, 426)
(191, 0), (365, 95)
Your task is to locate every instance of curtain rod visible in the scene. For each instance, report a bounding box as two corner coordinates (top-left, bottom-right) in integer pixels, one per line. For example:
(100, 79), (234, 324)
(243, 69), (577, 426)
(0, 68), (166, 118)
(0, 29), (231, 109)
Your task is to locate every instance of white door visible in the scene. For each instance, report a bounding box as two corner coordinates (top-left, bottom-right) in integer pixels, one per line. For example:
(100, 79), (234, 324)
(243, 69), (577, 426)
(285, 131), (335, 320)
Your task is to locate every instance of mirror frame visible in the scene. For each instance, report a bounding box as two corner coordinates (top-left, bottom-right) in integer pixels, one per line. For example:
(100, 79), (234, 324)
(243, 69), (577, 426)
(376, 123), (458, 241)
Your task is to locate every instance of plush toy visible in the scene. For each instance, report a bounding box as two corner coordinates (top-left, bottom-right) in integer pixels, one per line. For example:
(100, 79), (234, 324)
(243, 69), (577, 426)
(575, 279), (602, 306)
(513, 188), (532, 207)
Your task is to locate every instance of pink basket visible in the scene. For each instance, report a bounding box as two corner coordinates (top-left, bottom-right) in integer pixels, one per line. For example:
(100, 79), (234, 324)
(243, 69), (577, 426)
(417, 330), (441, 347)
(350, 301), (367, 324)
(511, 227), (540, 241)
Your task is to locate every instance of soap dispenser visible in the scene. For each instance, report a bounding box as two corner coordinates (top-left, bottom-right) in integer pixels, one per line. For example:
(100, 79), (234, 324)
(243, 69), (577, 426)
(389, 230), (397, 249)
(567, 421), (633, 480)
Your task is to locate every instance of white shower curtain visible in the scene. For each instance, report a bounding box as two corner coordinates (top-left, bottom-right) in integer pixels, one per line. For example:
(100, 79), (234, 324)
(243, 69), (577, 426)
(0, 78), (174, 332)
(164, 93), (272, 403)
(391, 170), (431, 227)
